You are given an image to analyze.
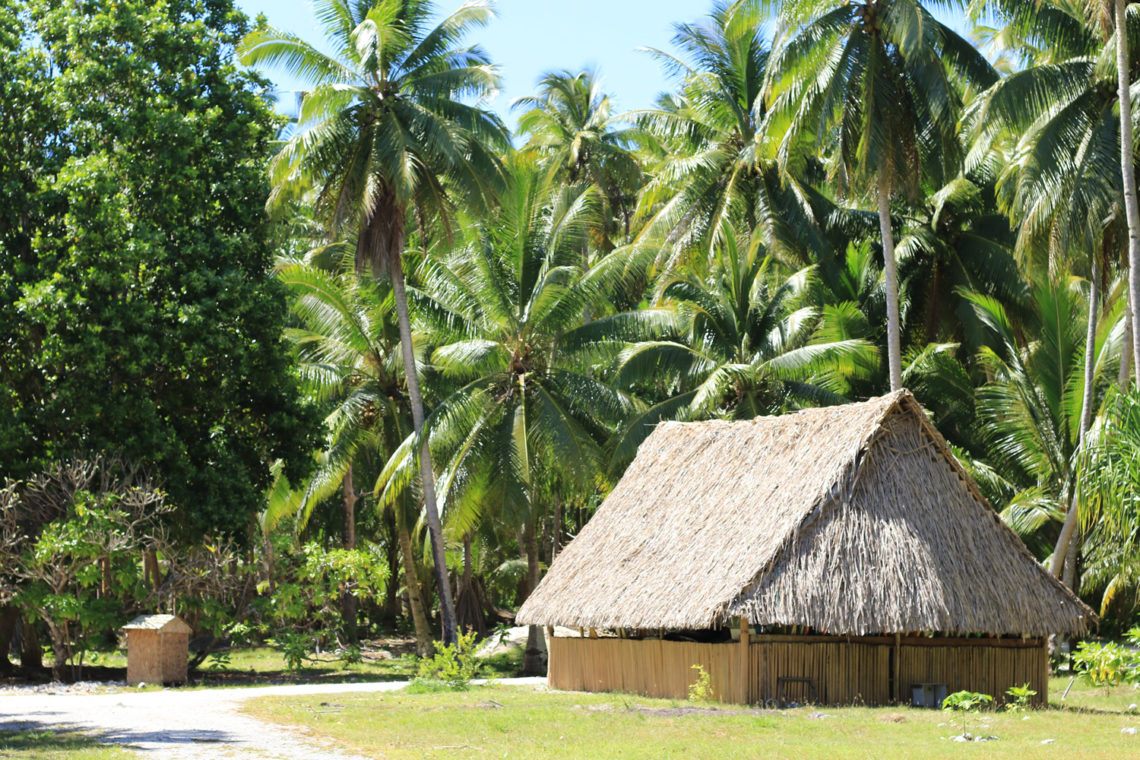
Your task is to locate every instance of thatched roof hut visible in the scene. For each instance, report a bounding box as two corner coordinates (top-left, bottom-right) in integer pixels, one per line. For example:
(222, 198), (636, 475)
(518, 390), (1091, 637)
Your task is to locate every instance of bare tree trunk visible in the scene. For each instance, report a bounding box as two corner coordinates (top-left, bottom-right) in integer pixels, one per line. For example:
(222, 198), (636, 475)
(1051, 262), (1100, 578)
(1116, 0), (1140, 386)
(878, 169), (903, 392)
(46, 620), (68, 682)
(522, 519), (547, 676)
(389, 253), (457, 646)
(396, 509), (434, 657)
(0, 606), (18, 674)
(144, 550), (161, 592)
(455, 534), (487, 637)
(20, 616), (42, 672)
(341, 467), (359, 644)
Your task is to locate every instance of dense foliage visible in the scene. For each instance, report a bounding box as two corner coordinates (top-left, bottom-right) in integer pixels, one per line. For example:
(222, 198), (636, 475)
(0, 0), (320, 538)
(7, 0), (1140, 675)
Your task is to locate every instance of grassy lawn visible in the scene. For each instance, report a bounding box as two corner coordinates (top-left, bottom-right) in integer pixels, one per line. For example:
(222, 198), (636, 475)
(242, 677), (1140, 760)
(74, 644), (523, 687)
(0, 730), (132, 759)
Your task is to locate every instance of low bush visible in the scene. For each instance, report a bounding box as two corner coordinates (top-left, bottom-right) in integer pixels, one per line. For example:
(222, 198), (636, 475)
(413, 631), (481, 689)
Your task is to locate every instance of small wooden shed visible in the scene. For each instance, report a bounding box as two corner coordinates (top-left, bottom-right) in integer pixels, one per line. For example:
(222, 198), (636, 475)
(518, 390), (1094, 706)
(122, 614), (192, 686)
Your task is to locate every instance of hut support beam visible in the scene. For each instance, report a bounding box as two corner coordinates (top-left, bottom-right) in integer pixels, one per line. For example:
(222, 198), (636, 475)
(893, 633), (901, 704)
(739, 617), (750, 704)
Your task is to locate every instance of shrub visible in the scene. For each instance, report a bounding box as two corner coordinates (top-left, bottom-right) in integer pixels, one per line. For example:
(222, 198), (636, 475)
(271, 632), (314, 672)
(414, 631), (481, 689)
(688, 664), (713, 703)
(1073, 640), (1131, 694)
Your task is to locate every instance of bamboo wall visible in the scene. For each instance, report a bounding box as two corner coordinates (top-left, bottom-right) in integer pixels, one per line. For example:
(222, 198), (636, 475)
(548, 637), (744, 702)
(548, 635), (1047, 706)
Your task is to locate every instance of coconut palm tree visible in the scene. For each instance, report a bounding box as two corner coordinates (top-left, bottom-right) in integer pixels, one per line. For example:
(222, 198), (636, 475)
(514, 69), (642, 250)
(239, 0), (511, 644)
(632, 0), (831, 273)
(968, 277), (1124, 584)
(374, 156), (643, 672)
(1113, 0), (1140, 388)
(967, 0), (1137, 577)
(978, 0), (1140, 379)
(271, 256), (436, 653)
(605, 231), (879, 466)
(895, 176), (1026, 348)
(1079, 387), (1140, 621)
(768, 0), (997, 391)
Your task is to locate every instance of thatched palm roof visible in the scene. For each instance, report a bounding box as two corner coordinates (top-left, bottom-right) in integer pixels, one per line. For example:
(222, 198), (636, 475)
(518, 390), (1092, 636)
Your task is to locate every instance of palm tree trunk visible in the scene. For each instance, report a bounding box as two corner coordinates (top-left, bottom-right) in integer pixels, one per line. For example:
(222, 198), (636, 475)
(521, 518), (547, 675)
(551, 497), (562, 561)
(1121, 288), (1134, 388)
(382, 510), (401, 622)
(389, 253), (458, 646)
(340, 467), (358, 644)
(1116, 0), (1140, 387)
(877, 169), (903, 392)
(1050, 261), (1100, 578)
(396, 509), (434, 657)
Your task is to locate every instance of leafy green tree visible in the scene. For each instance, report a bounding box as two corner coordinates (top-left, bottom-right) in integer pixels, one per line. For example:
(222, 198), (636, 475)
(606, 232), (878, 465)
(969, 0), (1135, 575)
(376, 157), (641, 672)
(769, 0), (996, 390)
(514, 69), (642, 250)
(0, 2), (59, 477)
(273, 256), (435, 653)
(239, 0), (510, 645)
(0, 459), (170, 681)
(969, 277), (1122, 573)
(633, 0), (830, 272)
(2, 0), (320, 537)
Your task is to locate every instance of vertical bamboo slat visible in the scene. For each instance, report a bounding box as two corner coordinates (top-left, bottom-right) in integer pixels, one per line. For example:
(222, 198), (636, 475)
(547, 635), (1048, 706)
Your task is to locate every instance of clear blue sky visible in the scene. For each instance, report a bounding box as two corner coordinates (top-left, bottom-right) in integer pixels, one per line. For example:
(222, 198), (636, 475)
(236, 1), (972, 126)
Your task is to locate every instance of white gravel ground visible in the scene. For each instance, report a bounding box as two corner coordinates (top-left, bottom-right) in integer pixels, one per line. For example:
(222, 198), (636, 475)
(0, 677), (545, 758)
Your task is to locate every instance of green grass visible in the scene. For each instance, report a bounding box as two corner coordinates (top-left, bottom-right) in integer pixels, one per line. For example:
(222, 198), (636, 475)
(242, 677), (1140, 760)
(0, 730), (132, 759)
(79, 644), (523, 687)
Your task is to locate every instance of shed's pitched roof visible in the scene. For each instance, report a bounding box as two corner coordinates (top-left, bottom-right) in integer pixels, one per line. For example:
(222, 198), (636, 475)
(517, 390), (1092, 636)
(122, 614), (191, 634)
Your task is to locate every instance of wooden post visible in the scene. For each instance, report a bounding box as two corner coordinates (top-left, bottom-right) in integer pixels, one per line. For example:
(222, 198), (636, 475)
(739, 617), (751, 704)
(893, 633), (902, 704)
(1039, 637), (1049, 707)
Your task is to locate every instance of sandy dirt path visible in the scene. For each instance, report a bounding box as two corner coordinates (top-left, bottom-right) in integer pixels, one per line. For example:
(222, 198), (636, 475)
(0, 677), (545, 759)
